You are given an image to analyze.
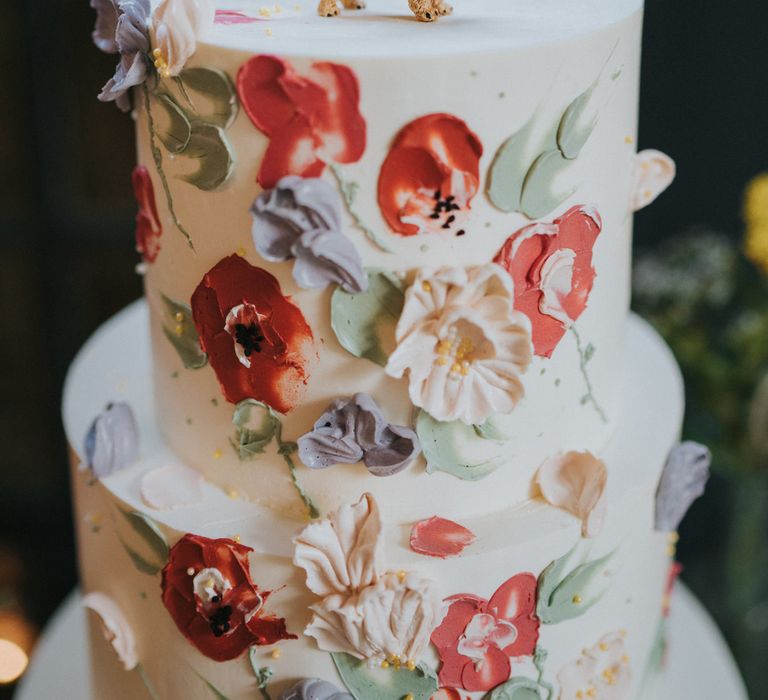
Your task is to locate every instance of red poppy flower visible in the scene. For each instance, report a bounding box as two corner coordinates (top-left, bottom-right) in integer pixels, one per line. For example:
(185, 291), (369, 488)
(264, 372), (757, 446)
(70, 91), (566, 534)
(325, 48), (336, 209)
(191, 254), (315, 412)
(378, 114), (483, 237)
(132, 165), (162, 263)
(161, 534), (296, 662)
(431, 573), (539, 692)
(494, 205), (602, 358)
(236, 55), (366, 189)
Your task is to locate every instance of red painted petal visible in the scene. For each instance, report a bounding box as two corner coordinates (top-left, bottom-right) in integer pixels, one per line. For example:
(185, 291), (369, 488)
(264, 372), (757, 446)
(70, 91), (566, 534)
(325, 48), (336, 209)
(488, 572), (538, 621)
(191, 255), (315, 411)
(430, 690), (464, 700)
(257, 114), (326, 188)
(132, 165), (162, 263)
(460, 645), (511, 692)
(245, 613), (298, 645)
(432, 599), (481, 689)
(410, 516), (476, 558)
(215, 9), (260, 24)
(237, 55), (301, 137)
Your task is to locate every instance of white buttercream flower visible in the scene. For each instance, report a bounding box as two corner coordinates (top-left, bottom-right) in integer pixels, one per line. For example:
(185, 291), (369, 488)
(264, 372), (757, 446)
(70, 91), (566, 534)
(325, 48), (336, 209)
(385, 264), (532, 425)
(82, 592), (138, 671)
(557, 631), (632, 700)
(293, 493), (385, 598)
(305, 571), (442, 664)
(151, 0), (215, 77)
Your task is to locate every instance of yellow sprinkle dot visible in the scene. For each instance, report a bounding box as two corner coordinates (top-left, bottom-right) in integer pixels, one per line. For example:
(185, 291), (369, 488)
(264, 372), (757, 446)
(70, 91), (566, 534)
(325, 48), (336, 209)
(668, 532), (680, 543)
(624, 135), (635, 144)
(226, 488), (239, 500)
(404, 694), (415, 700)
(599, 642), (609, 652)
(397, 570), (407, 582)
(153, 48), (162, 57)
(381, 660), (390, 669)
(406, 659), (416, 671)
(235, 247), (247, 257)
(213, 448), (223, 459)
(622, 654), (630, 664)
(572, 594), (583, 604)
(265, 28), (273, 36)
(233, 534), (242, 543)
(421, 281), (432, 292)
(271, 647), (282, 659)
(175, 311), (185, 322)
(259, 6), (272, 16)
(175, 324), (184, 336)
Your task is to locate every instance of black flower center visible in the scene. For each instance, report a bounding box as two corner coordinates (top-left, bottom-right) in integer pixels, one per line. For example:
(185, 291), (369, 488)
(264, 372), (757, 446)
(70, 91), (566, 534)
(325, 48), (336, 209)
(235, 322), (265, 357)
(209, 605), (233, 638)
(429, 190), (465, 236)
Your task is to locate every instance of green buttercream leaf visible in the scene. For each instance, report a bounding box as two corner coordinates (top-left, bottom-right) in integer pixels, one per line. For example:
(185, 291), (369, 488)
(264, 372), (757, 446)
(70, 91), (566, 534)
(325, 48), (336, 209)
(178, 121), (235, 191)
(119, 539), (162, 576)
(179, 67), (239, 129)
(154, 93), (192, 154)
(473, 416), (509, 441)
(231, 400), (281, 461)
(537, 543), (615, 624)
(483, 677), (547, 700)
(486, 116), (537, 213)
(417, 411), (504, 481)
(331, 653), (438, 700)
(160, 294), (208, 370)
(520, 149), (576, 220)
(331, 269), (405, 366)
(119, 510), (170, 566)
(557, 80), (599, 160)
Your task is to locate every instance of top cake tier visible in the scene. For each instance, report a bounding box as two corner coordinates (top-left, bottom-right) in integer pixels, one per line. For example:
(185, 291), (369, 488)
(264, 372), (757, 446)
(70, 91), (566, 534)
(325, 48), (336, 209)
(132, 0), (662, 524)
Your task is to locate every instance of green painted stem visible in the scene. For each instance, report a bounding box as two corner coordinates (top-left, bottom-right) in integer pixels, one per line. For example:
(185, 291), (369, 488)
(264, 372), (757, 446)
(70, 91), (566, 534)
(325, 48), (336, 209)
(142, 82), (195, 251)
(533, 647), (555, 700)
(571, 325), (607, 424)
(281, 448), (320, 520)
(137, 663), (161, 700)
(329, 164), (394, 254)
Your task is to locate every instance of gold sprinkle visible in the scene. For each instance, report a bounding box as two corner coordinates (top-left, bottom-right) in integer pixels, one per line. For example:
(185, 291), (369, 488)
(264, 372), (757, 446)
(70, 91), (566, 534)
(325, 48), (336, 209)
(153, 48), (161, 57)
(624, 135), (635, 144)
(259, 6), (272, 16)
(236, 247), (247, 257)
(622, 654), (630, 664)
(381, 660), (390, 669)
(175, 324), (184, 336)
(599, 642), (609, 652)
(572, 594), (583, 604)
(233, 534), (242, 543)
(271, 647), (282, 660)
(668, 532), (680, 544)
(226, 487), (240, 500)
(397, 570), (407, 583)
(265, 28), (273, 36)
(406, 659), (416, 671)
(213, 448), (223, 459)
(175, 311), (185, 323)
(422, 281), (432, 292)
(404, 695), (415, 700)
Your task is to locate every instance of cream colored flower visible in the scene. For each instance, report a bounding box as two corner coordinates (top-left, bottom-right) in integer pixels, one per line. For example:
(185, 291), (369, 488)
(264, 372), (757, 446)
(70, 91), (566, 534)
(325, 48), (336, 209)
(82, 592), (138, 671)
(305, 571), (442, 664)
(385, 264), (532, 425)
(558, 631), (631, 700)
(151, 0), (215, 77)
(536, 451), (608, 537)
(294, 493), (384, 597)
(630, 149), (676, 212)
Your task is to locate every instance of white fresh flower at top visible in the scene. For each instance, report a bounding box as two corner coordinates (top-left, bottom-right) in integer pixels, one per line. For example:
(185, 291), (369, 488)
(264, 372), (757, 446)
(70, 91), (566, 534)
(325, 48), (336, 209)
(385, 264), (533, 425)
(557, 630), (632, 700)
(82, 592), (138, 671)
(151, 0), (215, 77)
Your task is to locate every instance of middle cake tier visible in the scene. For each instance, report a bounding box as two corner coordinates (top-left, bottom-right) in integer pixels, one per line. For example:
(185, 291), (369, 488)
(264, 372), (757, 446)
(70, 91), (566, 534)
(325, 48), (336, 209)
(137, 5), (645, 521)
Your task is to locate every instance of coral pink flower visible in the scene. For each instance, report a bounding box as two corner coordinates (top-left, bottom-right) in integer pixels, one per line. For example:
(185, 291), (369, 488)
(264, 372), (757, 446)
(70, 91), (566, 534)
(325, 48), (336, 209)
(431, 573), (539, 692)
(132, 165), (162, 263)
(378, 114), (483, 236)
(494, 206), (602, 357)
(237, 55), (366, 188)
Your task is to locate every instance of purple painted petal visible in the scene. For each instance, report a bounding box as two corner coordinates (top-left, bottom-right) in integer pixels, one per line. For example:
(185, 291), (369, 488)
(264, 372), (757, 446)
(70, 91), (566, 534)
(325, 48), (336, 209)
(91, 0), (120, 53)
(655, 441), (711, 532)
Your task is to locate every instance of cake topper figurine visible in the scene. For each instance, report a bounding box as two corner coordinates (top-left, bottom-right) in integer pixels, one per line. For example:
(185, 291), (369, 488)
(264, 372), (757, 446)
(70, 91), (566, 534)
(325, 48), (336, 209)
(318, 0), (453, 22)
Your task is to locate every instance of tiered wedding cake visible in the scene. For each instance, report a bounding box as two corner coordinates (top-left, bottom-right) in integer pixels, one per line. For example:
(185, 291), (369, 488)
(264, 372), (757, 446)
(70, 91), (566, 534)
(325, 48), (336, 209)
(66, 1), (711, 698)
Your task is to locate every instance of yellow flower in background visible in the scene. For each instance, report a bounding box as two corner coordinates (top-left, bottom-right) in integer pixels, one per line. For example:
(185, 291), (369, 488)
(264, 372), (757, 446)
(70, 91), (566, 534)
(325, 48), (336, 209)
(744, 173), (768, 274)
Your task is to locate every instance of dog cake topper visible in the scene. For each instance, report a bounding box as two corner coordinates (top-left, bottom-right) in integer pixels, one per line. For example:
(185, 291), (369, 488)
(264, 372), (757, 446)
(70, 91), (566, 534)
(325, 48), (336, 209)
(318, 0), (453, 22)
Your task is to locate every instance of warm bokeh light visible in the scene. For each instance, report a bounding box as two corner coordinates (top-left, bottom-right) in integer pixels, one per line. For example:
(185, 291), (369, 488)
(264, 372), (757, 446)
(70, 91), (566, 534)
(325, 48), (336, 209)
(0, 638), (28, 684)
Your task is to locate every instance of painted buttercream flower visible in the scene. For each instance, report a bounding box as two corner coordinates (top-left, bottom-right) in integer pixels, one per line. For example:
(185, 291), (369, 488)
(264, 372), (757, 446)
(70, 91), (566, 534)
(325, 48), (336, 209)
(409, 516), (476, 559)
(251, 176), (367, 294)
(294, 494), (441, 664)
(190, 255), (315, 412)
(90, 0), (152, 111)
(281, 679), (353, 700)
(297, 393), (420, 477)
(161, 533), (296, 662)
(557, 631), (631, 700)
(132, 165), (162, 264)
(378, 114), (483, 236)
(630, 150), (676, 212)
(536, 451), (608, 538)
(654, 442), (711, 533)
(82, 592), (138, 670)
(385, 264), (532, 425)
(494, 206), (602, 358)
(431, 573), (540, 692)
(150, 0), (216, 77)
(83, 402), (139, 478)
(236, 55), (367, 189)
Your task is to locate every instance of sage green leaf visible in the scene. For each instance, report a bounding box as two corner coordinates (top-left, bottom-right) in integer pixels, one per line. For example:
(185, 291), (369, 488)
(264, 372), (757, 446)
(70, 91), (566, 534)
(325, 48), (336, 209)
(520, 149), (576, 219)
(179, 67), (238, 129)
(178, 121), (235, 191)
(486, 116), (537, 212)
(231, 399), (281, 461)
(119, 509), (170, 564)
(537, 544), (579, 619)
(417, 411), (504, 481)
(331, 653), (438, 700)
(154, 93), (192, 154)
(537, 544), (615, 624)
(119, 538), (163, 577)
(331, 269), (405, 366)
(557, 80), (599, 160)
(161, 294), (208, 370)
(484, 677), (546, 700)
(473, 415), (509, 441)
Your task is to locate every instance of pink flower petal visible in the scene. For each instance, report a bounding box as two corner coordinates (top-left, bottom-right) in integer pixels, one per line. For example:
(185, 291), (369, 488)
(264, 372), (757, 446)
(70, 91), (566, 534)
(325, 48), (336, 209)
(410, 516), (476, 559)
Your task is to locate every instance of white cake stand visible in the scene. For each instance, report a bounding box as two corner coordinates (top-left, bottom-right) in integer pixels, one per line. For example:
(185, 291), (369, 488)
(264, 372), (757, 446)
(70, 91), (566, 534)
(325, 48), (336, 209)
(14, 584), (747, 700)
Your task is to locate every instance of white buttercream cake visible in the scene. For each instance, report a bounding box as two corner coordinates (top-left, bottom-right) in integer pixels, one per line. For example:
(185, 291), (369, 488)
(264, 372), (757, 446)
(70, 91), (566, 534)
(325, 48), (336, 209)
(68, 1), (706, 699)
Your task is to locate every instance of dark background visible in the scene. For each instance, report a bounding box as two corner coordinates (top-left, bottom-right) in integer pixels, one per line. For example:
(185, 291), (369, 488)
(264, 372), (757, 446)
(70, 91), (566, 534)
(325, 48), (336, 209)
(0, 1), (766, 697)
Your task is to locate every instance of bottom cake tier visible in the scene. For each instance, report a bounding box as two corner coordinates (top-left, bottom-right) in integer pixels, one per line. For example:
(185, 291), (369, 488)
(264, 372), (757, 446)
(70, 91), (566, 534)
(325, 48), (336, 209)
(65, 301), (687, 700)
